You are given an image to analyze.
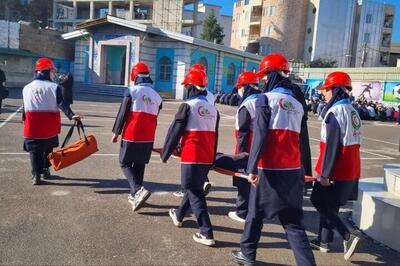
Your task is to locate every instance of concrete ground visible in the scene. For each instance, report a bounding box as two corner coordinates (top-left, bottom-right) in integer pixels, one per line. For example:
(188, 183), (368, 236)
(1, 89), (399, 265)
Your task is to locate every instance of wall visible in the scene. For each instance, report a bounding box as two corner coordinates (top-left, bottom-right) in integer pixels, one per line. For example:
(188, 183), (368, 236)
(221, 55), (243, 93)
(73, 39), (90, 82)
(0, 54), (33, 87)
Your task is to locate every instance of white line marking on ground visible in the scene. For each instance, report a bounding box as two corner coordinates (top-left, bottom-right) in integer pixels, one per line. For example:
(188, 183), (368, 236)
(362, 137), (398, 146)
(0, 106), (23, 129)
(309, 137), (395, 160)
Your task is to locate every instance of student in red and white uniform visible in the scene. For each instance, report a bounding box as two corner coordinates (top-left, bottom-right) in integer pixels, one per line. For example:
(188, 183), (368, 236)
(190, 64), (215, 105)
(228, 71), (260, 223)
(310, 71), (361, 260)
(231, 54), (315, 266)
(161, 69), (219, 246)
(112, 62), (162, 212)
(22, 58), (81, 185)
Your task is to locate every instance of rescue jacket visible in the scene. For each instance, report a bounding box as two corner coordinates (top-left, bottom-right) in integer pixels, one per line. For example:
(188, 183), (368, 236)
(258, 88), (304, 170)
(234, 94), (259, 154)
(180, 95), (218, 164)
(122, 84), (162, 142)
(23, 79), (61, 139)
(315, 99), (361, 181)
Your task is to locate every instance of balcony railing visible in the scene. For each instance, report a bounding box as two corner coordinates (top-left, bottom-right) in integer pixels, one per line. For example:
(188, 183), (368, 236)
(248, 35), (260, 41)
(250, 16), (261, 23)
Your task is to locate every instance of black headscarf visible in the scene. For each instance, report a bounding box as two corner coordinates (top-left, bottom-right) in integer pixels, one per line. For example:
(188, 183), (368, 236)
(262, 72), (294, 93)
(239, 84), (260, 105)
(35, 70), (51, 81)
(183, 85), (207, 100)
(320, 87), (350, 119)
(135, 76), (153, 85)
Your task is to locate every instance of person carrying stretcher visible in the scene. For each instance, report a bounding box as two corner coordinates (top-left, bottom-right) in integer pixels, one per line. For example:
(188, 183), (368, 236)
(229, 71), (261, 223)
(160, 69), (219, 246)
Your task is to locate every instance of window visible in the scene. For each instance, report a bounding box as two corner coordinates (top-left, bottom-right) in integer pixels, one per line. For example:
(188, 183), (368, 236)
(227, 63), (236, 85)
(363, 32), (370, 43)
(244, 0), (249, 5)
(260, 44), (272, 55)
(307, 27), (312, 34)
(241, 29), (245, 37)
(366, 14), (373, 24)
(264, 25), (274, 36)
(312, 7), (317, 14)
(263, 6), (275, 16)
(159, 56), (172, 81)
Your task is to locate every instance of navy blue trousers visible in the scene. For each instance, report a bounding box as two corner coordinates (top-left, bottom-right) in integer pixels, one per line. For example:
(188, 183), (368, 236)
(120, 162), (145, 195)
(240, 170), (315, 265)
(176, 188), (214, 239)
(235, 178), (250, 219)
(29, 149), (52, 176)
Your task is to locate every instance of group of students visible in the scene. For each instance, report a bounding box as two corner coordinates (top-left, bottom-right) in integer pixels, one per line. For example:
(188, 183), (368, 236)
(22, 54), (362, 265)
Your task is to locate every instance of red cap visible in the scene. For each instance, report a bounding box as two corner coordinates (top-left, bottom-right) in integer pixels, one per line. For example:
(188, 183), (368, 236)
(35, 58), (56, 71)
(130, 62), (150, 81)
(181, 69), (207, 87)
(256, 53), (290, 77)
(235, 71), (258, 88)
(320, 71), (352, 91)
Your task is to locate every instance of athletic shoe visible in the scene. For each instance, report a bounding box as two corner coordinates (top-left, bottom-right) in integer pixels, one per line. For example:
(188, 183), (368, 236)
(309, 237), (330, 253)
(203, 182), (212, 196)
(32, 174), (41, 185)
(169, 209), (182, 227)
(230, 250), (255, 266)
(192, 232), (215, 246)
(173, 190), (184, 198)
(228, 211), (246, 223)
(42, 168), (51, 179)
(128, 187), (151, 211)
(343, 234), (360, 260)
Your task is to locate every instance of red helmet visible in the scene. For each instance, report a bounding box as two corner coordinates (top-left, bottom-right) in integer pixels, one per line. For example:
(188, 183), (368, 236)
(235, 71), (258, 88)
(320, 71), (352, 91)
(257, 53), (290, 77)
(130, 62), (150, 81)
(35, 57), (55, 71)
(189, 64), (208, 86)
(181, 69), (207, 88)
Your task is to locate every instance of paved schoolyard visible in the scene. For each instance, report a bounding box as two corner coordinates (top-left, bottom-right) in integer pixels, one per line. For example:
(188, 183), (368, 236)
(0, 89), (399, 265)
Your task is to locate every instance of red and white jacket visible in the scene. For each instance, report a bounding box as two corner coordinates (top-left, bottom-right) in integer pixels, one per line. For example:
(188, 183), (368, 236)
(234, 94), (258, 154)
(181, 96), (218, 164)
(315, 103), (361, 181)
(258, 91), (304, 170)
(23, 80), (61, 139)
(122, 85), (162, 142)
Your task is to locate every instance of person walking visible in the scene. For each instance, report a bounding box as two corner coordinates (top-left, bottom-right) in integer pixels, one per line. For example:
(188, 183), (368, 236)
(229, 71), (260, 223)
(22, 58), (81, 185)
(310, 71), (362, 260)
(231, 54), (316, 266)
(161, 69), (219, 246)
(112, 62), (162, 212)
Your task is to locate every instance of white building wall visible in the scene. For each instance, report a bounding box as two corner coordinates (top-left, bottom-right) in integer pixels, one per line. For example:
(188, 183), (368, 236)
(310, 0), (356, 67)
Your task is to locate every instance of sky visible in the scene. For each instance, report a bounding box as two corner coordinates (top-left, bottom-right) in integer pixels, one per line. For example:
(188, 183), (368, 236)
(203, 0), (400, 43)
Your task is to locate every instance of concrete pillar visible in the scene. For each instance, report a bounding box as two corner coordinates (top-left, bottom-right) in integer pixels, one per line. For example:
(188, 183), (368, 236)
(108, 1), (113, 15)
(129, 0), (134, 20)
(52, 0), (57, 27)
(89, 1), (95, 20)
(192, 0), (199, 37)
(72, 1), (78, 28)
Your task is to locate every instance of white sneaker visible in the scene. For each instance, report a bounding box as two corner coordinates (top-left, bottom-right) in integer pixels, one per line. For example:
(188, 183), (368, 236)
(169, 209), (182, 227)
(193, 232), (215, 246)
(343, 234), (360, 260)
(228, 211), (246, 223)
(128, 187), (151, 212)
(173, 190), (184, 198)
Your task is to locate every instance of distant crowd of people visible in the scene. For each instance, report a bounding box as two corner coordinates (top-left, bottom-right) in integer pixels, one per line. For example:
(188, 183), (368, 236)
(306, 93), (400, 124)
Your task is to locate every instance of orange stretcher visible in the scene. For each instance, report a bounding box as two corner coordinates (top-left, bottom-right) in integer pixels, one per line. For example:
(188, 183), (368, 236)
(152, 148), (315, 183)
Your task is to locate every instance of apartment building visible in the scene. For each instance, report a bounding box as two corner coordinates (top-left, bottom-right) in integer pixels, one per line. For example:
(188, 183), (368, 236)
(182, 3), (232, 45)
(230, 0), (308, 60)
(51, 0), (200, 33)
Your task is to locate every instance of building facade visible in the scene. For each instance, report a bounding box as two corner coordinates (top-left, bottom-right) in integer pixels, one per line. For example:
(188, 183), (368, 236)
(51, 0), (200, 34)
(230, 0), (308, 60)
(182, 3), (232, 46)
(62, 15), (261, 98)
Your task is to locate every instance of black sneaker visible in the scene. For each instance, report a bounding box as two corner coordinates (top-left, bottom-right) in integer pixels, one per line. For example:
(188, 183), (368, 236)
(343, 234), (360, 260)
(32, 174), (41, 185)
(42, 168), (51, 179)
(309, 237), (330, 253)
(231, 251), (255, 266)
(203, 182), (212, 196)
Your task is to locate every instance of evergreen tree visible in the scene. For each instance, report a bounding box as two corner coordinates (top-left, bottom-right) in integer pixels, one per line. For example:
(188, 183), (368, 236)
(201, 10), (225, 44)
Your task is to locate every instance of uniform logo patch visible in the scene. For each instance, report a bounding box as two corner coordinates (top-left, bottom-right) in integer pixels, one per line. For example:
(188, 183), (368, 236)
(142, 94), (154, 105)
(351, 111), (361, 130)
(33, 87), (44, 101)
(278, 98), (298, 113)
(198, 106), (213, 118)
